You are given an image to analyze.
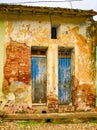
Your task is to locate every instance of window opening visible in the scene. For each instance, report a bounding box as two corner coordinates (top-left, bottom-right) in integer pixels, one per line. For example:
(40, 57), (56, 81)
(51, 24), (60, 39)
(51, 27), (57, 39)
(31, 47), (47, 56)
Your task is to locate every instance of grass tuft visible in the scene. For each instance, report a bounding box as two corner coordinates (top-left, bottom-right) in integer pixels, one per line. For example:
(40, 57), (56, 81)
(17, 121), (41, 126)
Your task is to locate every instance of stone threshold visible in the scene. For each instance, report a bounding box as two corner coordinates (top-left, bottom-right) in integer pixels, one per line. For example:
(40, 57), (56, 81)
(3, 112), (97, 120)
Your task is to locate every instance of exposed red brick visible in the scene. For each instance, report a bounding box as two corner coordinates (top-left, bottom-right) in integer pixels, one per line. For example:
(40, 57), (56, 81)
(4, 40), (31, 85)
(47, 92), (58, 110)
(73, 83), (96, 111)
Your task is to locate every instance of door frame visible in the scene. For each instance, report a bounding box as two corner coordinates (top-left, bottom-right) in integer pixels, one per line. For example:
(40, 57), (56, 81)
(58, 47), (75, 105)
(31, 47), (47, 105)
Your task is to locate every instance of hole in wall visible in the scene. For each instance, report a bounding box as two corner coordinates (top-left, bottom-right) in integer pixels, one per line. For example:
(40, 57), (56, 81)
(45, 118), (51, 123)
(42, 110), (47, 114)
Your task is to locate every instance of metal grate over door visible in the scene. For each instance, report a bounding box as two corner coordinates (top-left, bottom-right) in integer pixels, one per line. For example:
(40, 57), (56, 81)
(58, 48), (71, 104)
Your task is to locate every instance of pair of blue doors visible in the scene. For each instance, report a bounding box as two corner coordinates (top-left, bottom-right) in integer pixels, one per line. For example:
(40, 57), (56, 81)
(31, 49), (71, 104)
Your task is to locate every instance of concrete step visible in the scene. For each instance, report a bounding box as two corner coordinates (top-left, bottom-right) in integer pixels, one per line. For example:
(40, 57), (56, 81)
(3, 112), (97, 120)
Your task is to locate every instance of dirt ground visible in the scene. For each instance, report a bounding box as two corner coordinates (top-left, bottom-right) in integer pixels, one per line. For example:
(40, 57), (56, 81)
(0, 121), (97, 130)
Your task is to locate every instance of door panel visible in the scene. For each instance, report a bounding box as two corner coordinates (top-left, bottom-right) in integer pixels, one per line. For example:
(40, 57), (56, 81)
(31, 57), (47, 103)
(58, 57), (71, 104)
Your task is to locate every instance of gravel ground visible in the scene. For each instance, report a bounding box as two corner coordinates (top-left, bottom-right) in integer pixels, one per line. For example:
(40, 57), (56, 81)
(0, 122), (97, 130)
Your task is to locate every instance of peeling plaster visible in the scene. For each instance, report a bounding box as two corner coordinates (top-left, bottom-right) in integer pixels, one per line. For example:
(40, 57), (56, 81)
(0, 11), (96, 113)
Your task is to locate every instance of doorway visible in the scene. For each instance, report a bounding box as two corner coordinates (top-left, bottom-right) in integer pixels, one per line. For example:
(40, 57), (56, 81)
(58, 47), (72, 104)
(31, 47), (47, 104)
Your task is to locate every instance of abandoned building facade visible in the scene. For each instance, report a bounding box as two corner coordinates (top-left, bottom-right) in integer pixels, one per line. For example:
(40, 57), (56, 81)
(0, 4), (97, 113)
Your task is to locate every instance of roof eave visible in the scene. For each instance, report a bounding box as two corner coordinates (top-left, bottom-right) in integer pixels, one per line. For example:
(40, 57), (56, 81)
(0, 4), (96, 16)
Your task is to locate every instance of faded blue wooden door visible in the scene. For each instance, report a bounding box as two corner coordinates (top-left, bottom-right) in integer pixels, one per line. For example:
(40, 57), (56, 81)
(58, 56), (71, 104)
(31, 57), (47, 103)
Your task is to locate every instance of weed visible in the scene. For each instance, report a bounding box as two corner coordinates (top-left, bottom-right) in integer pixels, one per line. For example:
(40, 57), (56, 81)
(86, 118), (97, 123)
(0, 120), (5, 125)
(17, 121), (42, 126)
